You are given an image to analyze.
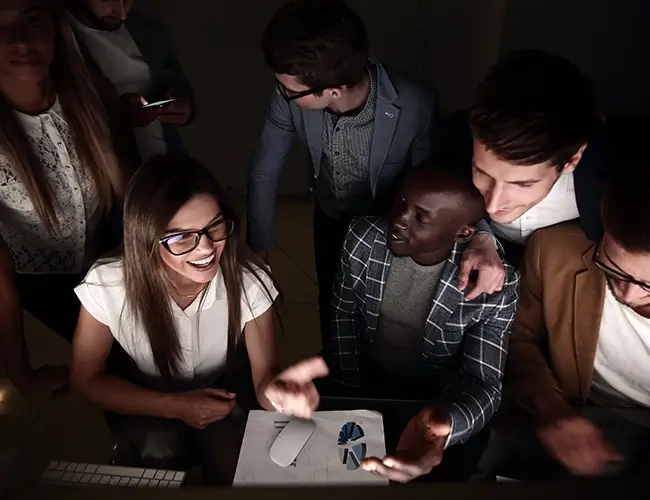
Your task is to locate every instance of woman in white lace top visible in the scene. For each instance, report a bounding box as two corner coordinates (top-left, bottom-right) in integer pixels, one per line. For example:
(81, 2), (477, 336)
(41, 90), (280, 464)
(0, 1), (125, 394)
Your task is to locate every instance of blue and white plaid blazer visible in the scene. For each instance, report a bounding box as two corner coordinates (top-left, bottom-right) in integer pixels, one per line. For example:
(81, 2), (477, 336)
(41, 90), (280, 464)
(327, 216), (520, 446)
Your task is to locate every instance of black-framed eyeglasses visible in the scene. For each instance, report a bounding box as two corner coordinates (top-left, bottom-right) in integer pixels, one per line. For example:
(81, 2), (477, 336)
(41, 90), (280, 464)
(593, 240), (650, 292)
(159, 218), (235, 256)
(276, 79), (324, 102)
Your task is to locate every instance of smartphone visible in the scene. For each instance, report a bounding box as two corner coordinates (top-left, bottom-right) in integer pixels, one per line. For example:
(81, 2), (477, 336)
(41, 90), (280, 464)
(141, 97), (179, 109)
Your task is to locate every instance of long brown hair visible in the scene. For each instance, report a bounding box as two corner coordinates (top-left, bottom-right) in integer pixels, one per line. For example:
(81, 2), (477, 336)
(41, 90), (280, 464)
(121, 154), (279, 379)
(0, 3), (123, 232)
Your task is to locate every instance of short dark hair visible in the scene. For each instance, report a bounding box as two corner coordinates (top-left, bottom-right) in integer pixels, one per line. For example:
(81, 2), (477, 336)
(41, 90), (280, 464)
(414, 160), (486, 226)
(469, 50), (601, 168)
(602, 167), (650, 253)
(262, 0), (369, 90)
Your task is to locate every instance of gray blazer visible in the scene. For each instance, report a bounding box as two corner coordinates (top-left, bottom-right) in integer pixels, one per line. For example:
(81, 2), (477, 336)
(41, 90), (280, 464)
(246, 58), (437, 251)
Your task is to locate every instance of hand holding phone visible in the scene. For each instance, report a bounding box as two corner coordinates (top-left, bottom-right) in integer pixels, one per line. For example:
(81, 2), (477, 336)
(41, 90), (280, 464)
(141, 97), (180, 109)
(121, 93), (158, 127)
(155, 89), (192, 125)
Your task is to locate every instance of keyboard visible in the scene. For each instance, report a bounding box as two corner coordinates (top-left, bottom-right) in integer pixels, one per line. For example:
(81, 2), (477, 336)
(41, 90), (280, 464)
(40, 461), (186, 488)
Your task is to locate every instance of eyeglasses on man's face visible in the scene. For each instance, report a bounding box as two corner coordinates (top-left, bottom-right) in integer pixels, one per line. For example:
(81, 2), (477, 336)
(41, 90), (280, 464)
(276, 79), (325, 102)
(593, 240), (650, 293)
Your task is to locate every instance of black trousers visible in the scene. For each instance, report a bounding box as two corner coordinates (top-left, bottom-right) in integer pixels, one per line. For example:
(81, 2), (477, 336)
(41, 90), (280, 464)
(106, 344), (257, 485)
(313, 205), (352, 352)
(16, 272), (137, 379)
(14, 203), (124, 343)
(109, 410), (246, 486)
(16, 273), (83, 343)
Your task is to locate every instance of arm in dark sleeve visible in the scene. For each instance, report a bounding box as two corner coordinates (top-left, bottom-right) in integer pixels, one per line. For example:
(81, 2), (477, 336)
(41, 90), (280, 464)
(326, 221), (368, 387)
(246, 91), (296, 251)
(444, 267), (520, 446)
(142, 16), (195, 123)
(410, 86), (438, 168)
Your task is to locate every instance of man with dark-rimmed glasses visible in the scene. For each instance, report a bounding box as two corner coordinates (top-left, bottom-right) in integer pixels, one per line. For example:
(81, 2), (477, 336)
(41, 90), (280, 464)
(478, 167), (650, 480)
(247, 0), (507, 351)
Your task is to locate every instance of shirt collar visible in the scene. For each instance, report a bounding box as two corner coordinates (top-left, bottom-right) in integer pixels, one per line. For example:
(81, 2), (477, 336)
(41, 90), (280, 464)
(544, 171), (574, 202)
(15, 98), (64, 139)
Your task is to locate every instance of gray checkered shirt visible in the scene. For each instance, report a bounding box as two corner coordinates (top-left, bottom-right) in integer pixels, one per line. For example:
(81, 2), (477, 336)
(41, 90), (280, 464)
(314, 66), (377, 219)
(326, 216), (521, 446)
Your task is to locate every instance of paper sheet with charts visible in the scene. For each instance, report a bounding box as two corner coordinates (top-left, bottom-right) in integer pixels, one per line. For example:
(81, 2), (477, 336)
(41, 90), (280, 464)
(233, 410), (389, 486)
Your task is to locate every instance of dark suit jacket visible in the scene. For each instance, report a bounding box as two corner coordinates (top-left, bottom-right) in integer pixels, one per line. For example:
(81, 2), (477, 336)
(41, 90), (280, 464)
(71, 10), (194, 156)
(246, 58), (437, 251)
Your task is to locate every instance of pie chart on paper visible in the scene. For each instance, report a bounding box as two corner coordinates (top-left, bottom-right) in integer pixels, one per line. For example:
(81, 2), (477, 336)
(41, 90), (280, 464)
(338, 422), (367, 470)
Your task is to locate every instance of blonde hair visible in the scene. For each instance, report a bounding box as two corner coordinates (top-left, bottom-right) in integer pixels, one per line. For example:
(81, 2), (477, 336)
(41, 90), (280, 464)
(0, 5), (124, 232)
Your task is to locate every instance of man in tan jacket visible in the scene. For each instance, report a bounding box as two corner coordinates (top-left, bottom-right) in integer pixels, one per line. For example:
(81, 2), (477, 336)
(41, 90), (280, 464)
(484, 168), (650, 479)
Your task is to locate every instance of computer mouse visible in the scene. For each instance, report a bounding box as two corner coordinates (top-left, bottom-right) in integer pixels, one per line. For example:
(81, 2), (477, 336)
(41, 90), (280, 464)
(269, 418), (316, 467)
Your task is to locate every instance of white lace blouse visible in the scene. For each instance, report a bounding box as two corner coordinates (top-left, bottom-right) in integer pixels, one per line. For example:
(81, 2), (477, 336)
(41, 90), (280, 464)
(0, 99), (100, 274)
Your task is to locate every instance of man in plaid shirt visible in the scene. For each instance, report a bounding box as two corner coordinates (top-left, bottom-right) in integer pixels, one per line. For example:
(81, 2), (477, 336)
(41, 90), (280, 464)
(325, 166), (520, 482)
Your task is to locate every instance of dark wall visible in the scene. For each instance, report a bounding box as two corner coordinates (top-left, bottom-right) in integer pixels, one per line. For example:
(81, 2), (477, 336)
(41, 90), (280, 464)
(500, 0), (650, 115)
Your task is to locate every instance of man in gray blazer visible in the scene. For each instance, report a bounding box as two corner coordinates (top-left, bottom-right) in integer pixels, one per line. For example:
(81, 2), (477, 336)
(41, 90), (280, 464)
(247, 0), (505, 349)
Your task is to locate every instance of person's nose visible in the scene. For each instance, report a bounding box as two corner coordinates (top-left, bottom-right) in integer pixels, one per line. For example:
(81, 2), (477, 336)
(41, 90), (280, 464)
(195, 233), (214, 253)
(394, 210), (409, 230)
(484, 181), (506, 214)
(618, 281), (646, 304)
(113, 1), (128, 20)
(7, 22), (35, 47)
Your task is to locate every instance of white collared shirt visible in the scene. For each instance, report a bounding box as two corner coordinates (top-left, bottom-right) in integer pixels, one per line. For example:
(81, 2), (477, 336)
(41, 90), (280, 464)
(74, 260), (278, 380)
(491, 173), (580, 245)
(69, 14), (167, 162)
(0, 99), (100, 274)
(590, 286), (650, 409)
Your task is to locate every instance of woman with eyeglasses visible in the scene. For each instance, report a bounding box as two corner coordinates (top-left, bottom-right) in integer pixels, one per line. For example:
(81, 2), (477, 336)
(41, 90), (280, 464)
(71, 154), (327, 484)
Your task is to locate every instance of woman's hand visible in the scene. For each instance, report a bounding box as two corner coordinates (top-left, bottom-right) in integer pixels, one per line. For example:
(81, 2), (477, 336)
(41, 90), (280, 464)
(264, 357), (329, 419)
(170, 388), (236, 429)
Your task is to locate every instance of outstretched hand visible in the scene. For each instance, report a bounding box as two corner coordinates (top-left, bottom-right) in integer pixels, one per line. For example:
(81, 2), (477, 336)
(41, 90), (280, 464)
(361, 405), (451, 482)
(264, 356), (329, 419)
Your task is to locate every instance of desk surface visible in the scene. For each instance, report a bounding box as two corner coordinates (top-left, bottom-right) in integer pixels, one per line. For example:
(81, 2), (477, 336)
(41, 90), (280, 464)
(15, 478), (647, 500)
(16, 401), (649, 498)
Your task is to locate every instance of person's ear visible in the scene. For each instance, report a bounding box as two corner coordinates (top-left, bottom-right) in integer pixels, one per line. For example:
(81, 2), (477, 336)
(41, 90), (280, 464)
(455, 225), (477, 243)
(562, 143), (587, 174)
(329, 87), (345, 100)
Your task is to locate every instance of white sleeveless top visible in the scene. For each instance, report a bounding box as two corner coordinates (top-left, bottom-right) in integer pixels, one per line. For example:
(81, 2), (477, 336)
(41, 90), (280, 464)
(75, 260), (278, 380)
